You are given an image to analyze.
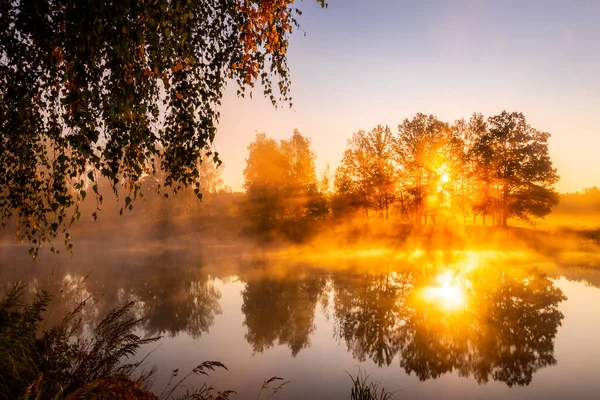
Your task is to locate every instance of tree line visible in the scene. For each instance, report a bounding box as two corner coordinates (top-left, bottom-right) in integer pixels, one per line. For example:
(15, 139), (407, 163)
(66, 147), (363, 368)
(243, 111), (559, 232)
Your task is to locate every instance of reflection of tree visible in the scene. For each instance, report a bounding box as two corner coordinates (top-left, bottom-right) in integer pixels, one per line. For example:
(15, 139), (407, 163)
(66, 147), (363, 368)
(7, 259), (223, 340)
(332, 271), (415, 366)
(332, 267), (566, 387)
(241, 269), (326, 356)
(463, 269), (565, 387)
(133, 267), (222, 339)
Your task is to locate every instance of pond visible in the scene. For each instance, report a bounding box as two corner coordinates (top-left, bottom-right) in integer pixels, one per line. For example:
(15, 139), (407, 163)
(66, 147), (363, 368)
(1, 239), (600, 399)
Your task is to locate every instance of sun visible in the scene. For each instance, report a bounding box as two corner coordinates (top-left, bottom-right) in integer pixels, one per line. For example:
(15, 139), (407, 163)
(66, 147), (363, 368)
(422, 271), (465, 311)
(440, 173), (449, 183)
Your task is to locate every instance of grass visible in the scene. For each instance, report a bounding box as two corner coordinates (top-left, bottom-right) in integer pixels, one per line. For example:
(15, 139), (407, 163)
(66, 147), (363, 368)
(0, 283), (161, 399)
(347, 369), (397, 400)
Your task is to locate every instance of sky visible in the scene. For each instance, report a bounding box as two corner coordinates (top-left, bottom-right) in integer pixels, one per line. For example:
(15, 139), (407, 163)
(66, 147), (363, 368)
(214, 0), (600, 193)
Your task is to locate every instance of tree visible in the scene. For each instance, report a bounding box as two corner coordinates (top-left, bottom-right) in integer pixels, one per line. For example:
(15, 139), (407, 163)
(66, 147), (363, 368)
(395, 114), (455, 225)
(280, 129), (318, 220)
(243, 133), (289, 229)
(243, 130), (325, 232)
(472, 111), (559, 226)
(179, 154), (225, 217)
(333, 126), (396, 219)
(452, 113), (488, 225)
(0, 0), (327, 253)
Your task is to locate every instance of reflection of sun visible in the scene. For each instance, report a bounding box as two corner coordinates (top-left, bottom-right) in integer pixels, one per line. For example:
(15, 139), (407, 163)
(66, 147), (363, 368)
(440, 173), (449, 183)
(423, 272), (465, 311)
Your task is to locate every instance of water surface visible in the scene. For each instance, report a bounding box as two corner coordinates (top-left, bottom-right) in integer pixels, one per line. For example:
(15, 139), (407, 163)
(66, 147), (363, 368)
(2, 241), (600, 399)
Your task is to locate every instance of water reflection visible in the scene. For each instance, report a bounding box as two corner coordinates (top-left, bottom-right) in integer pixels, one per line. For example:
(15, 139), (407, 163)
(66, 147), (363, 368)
(0, 249), (573, 388)
(241, 262), (327, 356)
(0, 259), (222, 340)
(333, 271), (414, 366)
(333, 265), (566, 387)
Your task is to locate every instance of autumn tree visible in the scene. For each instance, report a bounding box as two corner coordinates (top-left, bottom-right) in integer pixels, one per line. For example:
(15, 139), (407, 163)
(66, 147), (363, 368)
(333, 126), (396, 219)
(243, 130), (325, 231)
(243, 133), (289, 229)
(307, 163), (332, 219)
(472, 111), (559, 226)
(333, 111), (559, 227)
(0, 0), (327, 253)
(280, 129), (318, 219)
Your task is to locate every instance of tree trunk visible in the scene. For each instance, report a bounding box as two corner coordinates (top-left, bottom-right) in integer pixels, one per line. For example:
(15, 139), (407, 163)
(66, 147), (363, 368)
(502, 182), (509, 226)
(385, 195), (389, 221)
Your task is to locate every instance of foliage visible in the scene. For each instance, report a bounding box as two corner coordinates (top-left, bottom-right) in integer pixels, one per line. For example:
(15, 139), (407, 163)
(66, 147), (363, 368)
(473, 111), (559, 225)
(0, 280), (297, 400)
(243, 130), (327, 235)
(243, 133), (290, 229)
(64, 374), (158, 400)
(333, 126), (396, 219)
(333, 111), (559, 226)
(0, 283), (160, 399)
(0, 0), (327, 254)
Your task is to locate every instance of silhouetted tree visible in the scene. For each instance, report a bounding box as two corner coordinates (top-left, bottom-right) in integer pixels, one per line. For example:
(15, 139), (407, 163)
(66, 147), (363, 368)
(472, 111), (559, 225)
(332, 111), (560, 227)
(452, 113), (488, 225)
(280, 129), (319, 220)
